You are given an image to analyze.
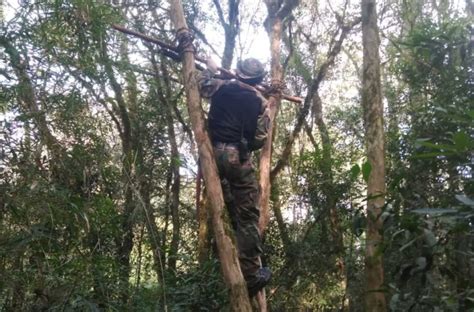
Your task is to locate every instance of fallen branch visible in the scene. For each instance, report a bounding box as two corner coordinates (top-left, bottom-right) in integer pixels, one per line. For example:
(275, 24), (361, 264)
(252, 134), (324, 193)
(112, 24), (303, 103)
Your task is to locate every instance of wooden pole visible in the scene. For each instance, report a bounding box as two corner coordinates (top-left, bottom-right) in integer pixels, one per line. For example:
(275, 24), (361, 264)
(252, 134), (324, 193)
(168, 1), (253, 310)
(361, 0), (387, 310)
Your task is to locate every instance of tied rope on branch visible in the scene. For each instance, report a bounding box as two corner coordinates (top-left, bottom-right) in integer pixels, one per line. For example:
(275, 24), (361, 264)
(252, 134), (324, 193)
(264, 79), (286, 99)
(175, 27), (195, 55)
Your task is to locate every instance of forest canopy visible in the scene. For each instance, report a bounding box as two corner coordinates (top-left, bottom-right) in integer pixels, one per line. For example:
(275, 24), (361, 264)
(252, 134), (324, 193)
(0, 0), (472, 311)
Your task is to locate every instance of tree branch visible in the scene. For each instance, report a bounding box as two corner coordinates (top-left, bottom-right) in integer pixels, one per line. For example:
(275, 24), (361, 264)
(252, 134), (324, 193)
(270, 16), (360, 180)
(212, 0), (228, 28)
(277, 0), (300, 20)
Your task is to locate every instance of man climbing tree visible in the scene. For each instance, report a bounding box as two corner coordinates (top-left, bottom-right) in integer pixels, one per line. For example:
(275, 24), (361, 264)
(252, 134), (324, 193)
(198, 57), (273, 297)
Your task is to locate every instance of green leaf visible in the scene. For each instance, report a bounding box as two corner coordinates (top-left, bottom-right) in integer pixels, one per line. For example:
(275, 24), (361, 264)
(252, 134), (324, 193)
(389, 294), (400, 311)
(411, 208), (457, 215)
(452, 131), (471, 151)
(400, 237), (418, 252)
(455, 194), (474, 207)
(433, 106), (448, 113)
(424, 229), (437, 247)
(413, 151), (455, 159)
(418, 141), (457, 151)
(350, 164), (360, 180)
(352, 214), (366, 237)
(391, 229), (405, 240)
(414, 138), (431, 148)
(415, 256), (427, 270)
(362, 161), (372, 183)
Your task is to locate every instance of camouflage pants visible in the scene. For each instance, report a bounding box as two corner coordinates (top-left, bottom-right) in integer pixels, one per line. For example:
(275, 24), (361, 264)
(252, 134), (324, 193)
(213, 144), (262, 286)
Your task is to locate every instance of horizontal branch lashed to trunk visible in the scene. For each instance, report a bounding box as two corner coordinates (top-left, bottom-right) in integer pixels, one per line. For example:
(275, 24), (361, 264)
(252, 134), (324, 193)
(112, 24), (302, 103)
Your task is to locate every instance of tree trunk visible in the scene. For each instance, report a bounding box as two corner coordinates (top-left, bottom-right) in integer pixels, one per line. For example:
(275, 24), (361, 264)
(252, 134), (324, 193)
(141, 184), (166, 285)
(160, 61), (181, 274)
(169, 1), (252, 310)
(256, 5), (284, 312)
(271, 180), (291, 253)
(259, 0), (285, 236)
(166, 108), (181, 274)
(10, 253), (26, 310)
(313, 93), (344, 254)
(197, 191), (211, 264)
(258, 2), (299, 309)
(101, 39), (135, 305)
(467, 1), (473, 111)
(361, 0), (387, 311)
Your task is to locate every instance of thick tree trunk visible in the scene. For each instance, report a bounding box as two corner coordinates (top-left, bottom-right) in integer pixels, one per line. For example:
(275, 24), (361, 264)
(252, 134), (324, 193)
(197, 192), (211, 264)
(258, 2), (299, 309)
(361, 0), (387, 311)
(259, 0), (285, 235)
(257, 5), (284, 311)
(169, 1), (252, 310)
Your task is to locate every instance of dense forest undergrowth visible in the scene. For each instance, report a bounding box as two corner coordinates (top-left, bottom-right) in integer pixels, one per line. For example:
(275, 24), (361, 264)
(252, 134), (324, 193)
(0, 0), (472, 311)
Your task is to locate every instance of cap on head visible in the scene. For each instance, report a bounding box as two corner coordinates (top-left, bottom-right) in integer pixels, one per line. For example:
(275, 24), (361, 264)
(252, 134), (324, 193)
(236, 58), (266, 81)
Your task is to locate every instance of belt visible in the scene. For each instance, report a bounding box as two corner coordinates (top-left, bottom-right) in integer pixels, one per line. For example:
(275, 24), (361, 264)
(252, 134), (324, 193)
(213, 141), (240, 149)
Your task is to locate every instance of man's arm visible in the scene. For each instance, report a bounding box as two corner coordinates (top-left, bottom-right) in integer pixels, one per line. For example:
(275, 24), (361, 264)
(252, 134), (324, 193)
(197, 58), (226, 98)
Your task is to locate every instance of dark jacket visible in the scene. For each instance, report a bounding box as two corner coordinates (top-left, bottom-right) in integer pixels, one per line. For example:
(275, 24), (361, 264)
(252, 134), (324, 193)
(198, 69), (267, 144)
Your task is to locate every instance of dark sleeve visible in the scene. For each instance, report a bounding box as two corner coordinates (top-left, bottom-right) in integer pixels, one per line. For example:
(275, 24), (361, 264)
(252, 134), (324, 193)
(197, 69), (226, 98)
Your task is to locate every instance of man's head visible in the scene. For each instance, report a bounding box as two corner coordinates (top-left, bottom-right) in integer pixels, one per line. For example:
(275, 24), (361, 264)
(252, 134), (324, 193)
(236, 58), (266, 85)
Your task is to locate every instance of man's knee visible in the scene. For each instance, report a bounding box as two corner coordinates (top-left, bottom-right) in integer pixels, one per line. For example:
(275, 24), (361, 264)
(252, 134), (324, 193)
(236, 223), (262, 257)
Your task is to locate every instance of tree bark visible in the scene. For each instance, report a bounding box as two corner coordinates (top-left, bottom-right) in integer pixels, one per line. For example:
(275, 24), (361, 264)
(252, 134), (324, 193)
(141, 184), (166, 285)
(259, 0), (299, 236)
(197, 192), (212, 264)
(158, 60), (182, 274)
(257, 5), (284, 311)
(313, 93), (343, 253)
(271, 180), (291, 252)
(168, 1), (252, 310)
(361, 0), (387, 311)
(257, 2), (298, 309)
(101, 38), (135, 305)
(258, 16), (281, 233)
(467, 1), (473, 95)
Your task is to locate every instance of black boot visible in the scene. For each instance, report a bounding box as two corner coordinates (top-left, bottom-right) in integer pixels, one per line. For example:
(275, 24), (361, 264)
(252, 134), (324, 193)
(247, 267), (271, 297)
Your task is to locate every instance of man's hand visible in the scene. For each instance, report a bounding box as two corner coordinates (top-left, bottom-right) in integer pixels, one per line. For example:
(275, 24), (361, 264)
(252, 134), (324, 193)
(266, 97), (278, 109)
(206, 57), (219, 74)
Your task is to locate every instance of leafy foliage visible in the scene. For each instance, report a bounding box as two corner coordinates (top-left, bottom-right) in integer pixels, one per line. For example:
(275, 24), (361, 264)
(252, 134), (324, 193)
(0, 0), (471, 310)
